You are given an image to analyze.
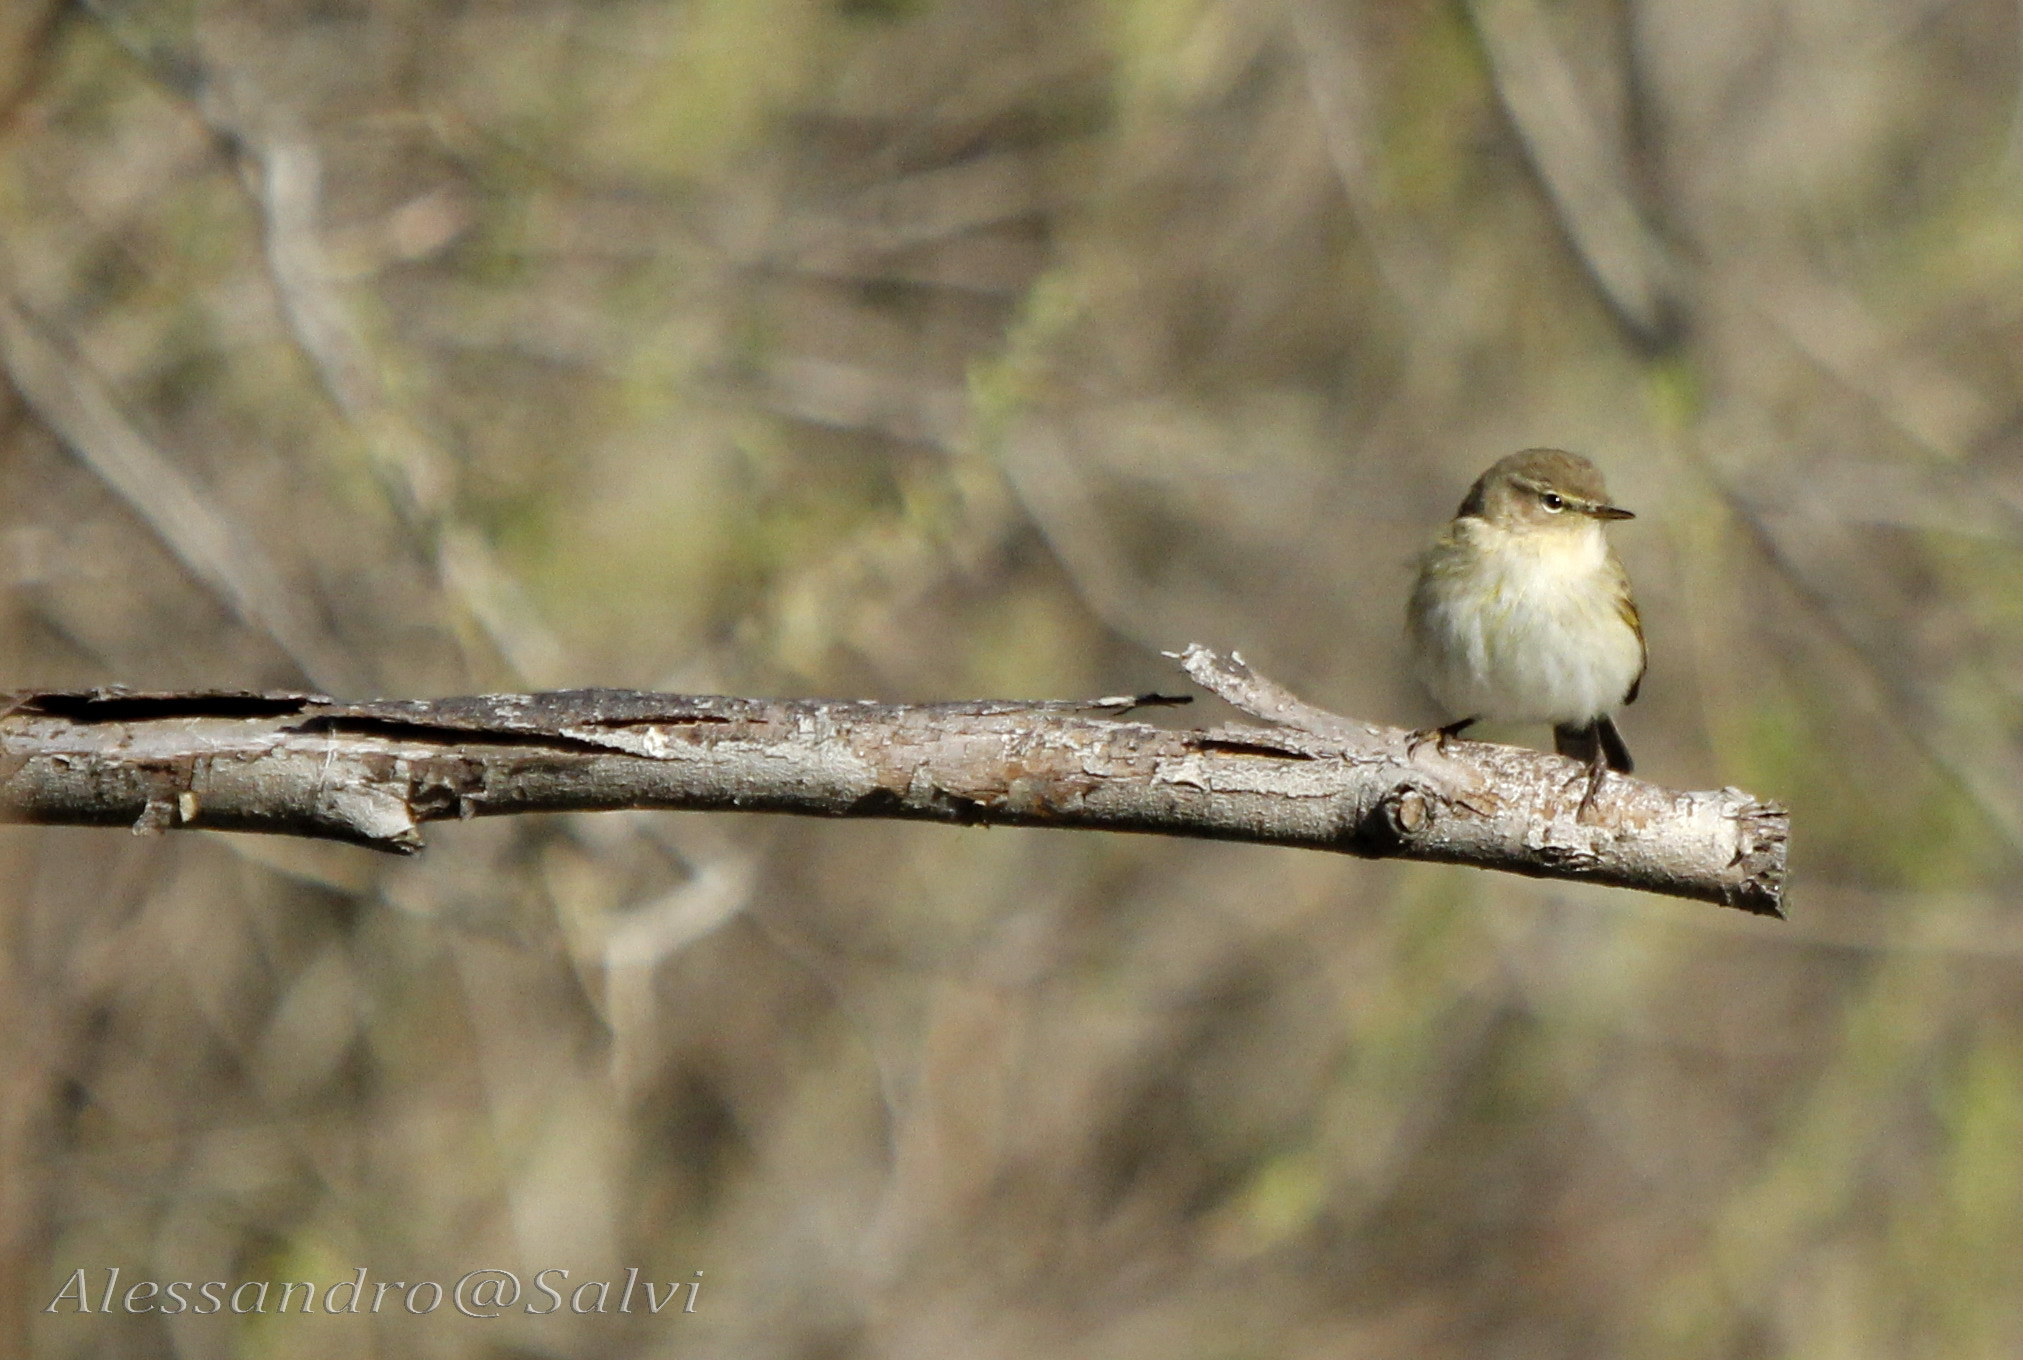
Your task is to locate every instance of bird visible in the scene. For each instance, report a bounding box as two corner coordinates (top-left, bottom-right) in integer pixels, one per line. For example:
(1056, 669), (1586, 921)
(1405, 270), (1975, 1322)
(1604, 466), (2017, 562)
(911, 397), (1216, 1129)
(1406, 448), (1646, 811)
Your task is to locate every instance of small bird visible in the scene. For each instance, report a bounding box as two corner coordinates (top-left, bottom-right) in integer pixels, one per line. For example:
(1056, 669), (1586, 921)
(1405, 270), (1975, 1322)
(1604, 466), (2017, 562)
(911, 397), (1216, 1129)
(1407, 448), (1646, 809)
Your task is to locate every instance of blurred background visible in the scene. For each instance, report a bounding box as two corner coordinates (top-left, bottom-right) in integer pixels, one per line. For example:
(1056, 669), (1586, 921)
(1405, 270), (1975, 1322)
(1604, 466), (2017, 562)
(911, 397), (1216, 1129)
(2, 0), (2020, 1355)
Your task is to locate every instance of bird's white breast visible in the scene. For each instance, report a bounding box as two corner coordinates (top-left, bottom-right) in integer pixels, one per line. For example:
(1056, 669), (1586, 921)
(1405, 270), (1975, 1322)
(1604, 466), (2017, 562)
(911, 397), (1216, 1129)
(1410, 519), (1642, 725)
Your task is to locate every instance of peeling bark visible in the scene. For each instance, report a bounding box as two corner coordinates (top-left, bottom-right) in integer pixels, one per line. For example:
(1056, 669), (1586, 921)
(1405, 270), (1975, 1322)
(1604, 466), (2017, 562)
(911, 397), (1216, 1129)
(0, 647), (1786, 915)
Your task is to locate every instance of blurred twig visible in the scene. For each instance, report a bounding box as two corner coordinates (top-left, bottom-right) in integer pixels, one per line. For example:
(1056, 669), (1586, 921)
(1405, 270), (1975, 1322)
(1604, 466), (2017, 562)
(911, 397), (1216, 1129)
(0, 0), (60, 130)
(73, 6), (565, 688)
(1717, 481), (2023, 860)
(1700, 270), (2023, 859)
(0, 649), (1787, 913)
(1285, 0), (1436, 305)
(1465, 0), (1684, 350)
(0, 299), (361, 693)
(246, 131), (565, 687)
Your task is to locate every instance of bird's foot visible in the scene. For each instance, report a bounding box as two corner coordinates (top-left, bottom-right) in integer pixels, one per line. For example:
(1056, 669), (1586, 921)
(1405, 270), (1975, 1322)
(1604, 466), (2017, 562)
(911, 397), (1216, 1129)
(1569, 751), (1609, 824)
(1407, 716), (1477, 759)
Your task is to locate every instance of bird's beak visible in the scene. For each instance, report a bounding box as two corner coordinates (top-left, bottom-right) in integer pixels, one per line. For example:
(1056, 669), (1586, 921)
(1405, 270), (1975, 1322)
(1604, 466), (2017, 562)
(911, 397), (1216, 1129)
(1589, 503), (1635, 521)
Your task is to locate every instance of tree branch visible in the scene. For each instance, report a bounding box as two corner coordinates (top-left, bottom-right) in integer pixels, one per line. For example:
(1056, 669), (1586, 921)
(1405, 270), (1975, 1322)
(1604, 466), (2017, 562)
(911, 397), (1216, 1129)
(0, 646), (1786, 916)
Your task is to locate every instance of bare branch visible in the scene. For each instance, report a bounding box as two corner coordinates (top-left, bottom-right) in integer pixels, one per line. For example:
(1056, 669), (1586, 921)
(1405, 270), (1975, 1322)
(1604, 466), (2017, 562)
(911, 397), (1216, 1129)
(0, 649), (1786, 916)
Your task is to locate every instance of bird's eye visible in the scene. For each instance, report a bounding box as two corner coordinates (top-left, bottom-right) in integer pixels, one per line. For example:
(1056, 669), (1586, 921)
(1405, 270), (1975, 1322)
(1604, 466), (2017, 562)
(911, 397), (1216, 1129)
(1541, 492), (1566, 512)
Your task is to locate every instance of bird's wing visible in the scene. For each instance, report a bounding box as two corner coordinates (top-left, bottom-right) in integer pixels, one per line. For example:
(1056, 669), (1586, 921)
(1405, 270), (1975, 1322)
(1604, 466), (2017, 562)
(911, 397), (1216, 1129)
(1618, 582), (1647, 705)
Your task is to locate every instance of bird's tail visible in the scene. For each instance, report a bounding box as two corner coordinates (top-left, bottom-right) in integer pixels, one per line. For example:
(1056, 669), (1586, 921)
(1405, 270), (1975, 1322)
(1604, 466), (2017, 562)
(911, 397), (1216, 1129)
(1554, 717), (1633, 774)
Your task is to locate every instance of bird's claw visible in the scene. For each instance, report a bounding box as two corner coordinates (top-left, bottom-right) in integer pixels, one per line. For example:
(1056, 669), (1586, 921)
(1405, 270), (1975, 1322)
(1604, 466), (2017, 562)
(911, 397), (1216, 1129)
(1407, 716), (1476, 760)
(1568, 757), (1609, 823)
